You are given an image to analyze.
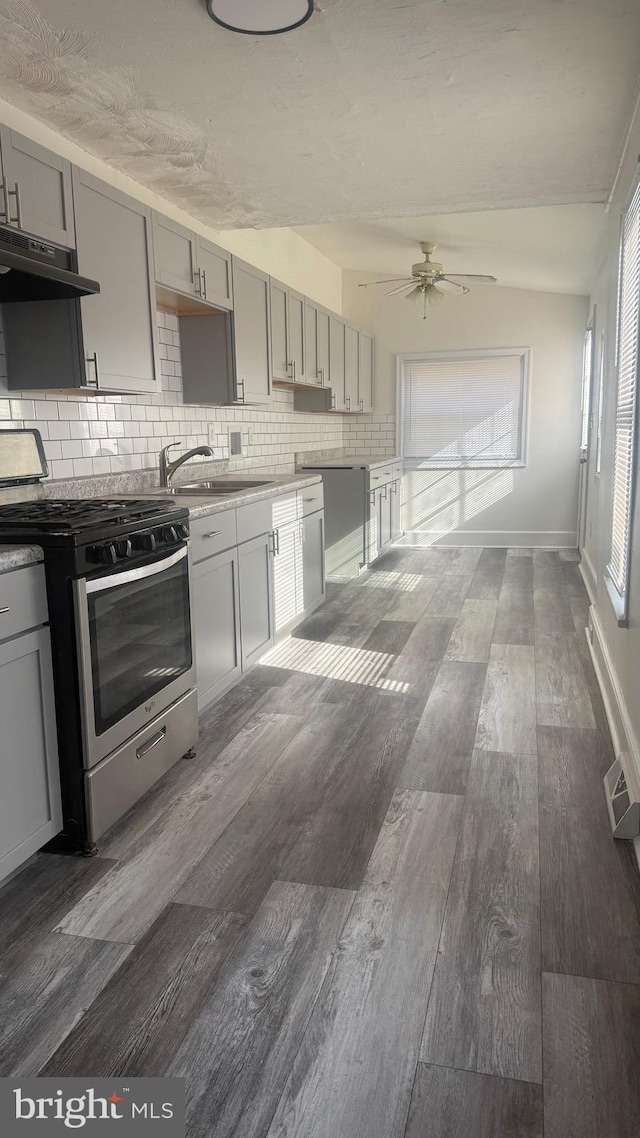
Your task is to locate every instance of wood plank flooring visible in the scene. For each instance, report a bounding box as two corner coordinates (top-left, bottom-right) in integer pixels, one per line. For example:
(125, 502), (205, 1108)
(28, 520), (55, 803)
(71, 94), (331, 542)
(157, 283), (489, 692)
(0, 544), (637, 1136)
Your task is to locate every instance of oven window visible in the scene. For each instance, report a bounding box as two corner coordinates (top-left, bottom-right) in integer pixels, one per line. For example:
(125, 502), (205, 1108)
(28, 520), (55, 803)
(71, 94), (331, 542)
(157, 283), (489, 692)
(88, 554), (192, 735)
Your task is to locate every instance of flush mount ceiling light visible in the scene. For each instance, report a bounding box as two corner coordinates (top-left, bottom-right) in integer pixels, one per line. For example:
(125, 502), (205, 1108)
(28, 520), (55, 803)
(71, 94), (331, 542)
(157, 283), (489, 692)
(206, 0), (314, 35)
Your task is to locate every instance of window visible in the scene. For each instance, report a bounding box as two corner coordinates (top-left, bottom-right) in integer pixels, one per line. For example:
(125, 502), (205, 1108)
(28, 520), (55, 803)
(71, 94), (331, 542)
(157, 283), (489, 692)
(607, 178), (640, 621)
(397, 348), (529, 468)
(580, 321), (594, 452)
(596, 330), (605, 477)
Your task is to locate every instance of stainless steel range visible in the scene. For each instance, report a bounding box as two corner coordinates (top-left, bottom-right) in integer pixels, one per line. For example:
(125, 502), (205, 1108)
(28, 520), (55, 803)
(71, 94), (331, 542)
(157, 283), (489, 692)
(0, 430), (198, 851)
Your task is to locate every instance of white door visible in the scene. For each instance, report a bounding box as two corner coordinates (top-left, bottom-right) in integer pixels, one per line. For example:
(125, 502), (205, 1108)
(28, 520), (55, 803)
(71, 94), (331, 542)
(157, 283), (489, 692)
(577, 311), (596, 553)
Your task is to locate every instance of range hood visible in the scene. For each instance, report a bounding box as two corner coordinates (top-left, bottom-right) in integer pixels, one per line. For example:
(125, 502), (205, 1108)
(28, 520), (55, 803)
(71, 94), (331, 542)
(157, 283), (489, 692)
(0, 224), (100, 302)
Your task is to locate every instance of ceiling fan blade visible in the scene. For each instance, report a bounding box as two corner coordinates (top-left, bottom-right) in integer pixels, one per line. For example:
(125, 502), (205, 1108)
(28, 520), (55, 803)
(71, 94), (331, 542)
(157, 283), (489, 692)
(404, 285), (422, 302)
(358, 278), (414, 289)
(436, 277), (469, 295)
(385, 281), (418, 296)
(444, 274), (497, 284)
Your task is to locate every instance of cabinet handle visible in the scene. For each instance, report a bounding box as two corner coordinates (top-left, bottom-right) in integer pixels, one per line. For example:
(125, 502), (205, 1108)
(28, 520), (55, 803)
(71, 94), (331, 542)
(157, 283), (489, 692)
(268, 529), (280, 556)
(236, 378), (245, 403)
(319, 367), (325, 386)
(85, 352), (99, 389)
(359, 398), (364, 411)
(0, 606), (10, 615)
(202, 269), (208, 299)
(331, 393), (336, 410)
(202, 530), (223, 540)
(194, 269), (202, 297)
(136, 727), (167, 760)
(8, 182), (22, 228)
(346, 396), (351, 411)
(0, 181), (8, 224)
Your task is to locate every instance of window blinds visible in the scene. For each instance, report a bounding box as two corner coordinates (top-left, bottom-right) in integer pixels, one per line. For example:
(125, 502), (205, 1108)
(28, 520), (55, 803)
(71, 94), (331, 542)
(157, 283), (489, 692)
(608, 180), (640, 599)
(400, 352), (526, 466)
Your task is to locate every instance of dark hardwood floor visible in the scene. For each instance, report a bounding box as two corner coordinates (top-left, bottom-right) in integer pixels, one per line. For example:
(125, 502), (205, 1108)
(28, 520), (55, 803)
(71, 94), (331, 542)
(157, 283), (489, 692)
(0, 545), (638, 1136)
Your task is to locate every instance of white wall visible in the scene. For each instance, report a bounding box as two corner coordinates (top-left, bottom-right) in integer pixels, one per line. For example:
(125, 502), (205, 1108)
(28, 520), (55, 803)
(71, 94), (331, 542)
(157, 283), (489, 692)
(0, 98), (343, 313)
(343, 274), (587, 546)
(581, 99), (640, 864)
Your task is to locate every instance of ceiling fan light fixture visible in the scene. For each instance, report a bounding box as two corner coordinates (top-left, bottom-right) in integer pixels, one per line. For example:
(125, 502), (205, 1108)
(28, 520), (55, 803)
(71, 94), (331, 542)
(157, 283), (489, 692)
(206, 0), (314, 35)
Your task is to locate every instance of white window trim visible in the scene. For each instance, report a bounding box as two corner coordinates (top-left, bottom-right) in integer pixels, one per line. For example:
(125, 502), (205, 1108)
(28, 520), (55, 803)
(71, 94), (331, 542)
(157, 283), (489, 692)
(605, 171), (640, 628)
(395, 346), (531, 470)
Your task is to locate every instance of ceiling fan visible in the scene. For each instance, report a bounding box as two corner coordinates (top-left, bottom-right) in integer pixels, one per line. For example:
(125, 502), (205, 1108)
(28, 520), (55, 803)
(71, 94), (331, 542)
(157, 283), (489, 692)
(358, 242), (497, 318)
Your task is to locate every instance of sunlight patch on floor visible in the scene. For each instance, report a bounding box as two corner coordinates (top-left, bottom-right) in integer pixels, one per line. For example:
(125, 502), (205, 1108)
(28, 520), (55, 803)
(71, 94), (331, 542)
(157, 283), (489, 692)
(356, 570), (423, 593)
(262, 636), (409, 692)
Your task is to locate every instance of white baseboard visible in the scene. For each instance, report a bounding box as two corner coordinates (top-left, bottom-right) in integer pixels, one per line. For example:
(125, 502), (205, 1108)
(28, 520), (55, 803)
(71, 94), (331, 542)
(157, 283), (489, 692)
(398, 529), (577, 548)
(588, 605), (640, 871)
(579, 547), (597, 603)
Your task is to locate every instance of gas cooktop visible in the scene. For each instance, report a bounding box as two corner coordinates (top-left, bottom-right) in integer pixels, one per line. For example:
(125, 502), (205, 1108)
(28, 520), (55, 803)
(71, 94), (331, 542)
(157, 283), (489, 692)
(0, 498), (180, 536)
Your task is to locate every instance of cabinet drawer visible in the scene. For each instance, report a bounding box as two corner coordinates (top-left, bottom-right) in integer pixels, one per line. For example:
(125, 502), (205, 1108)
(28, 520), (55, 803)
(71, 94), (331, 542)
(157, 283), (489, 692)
(190, 509), (237, 562)
(272, 493), (299, 528)
(369, 464), (394, 487)
(0, 564), (48, 641)
(297, 484), (324, 517)
(393, 462), (403, 481)
(237, 499), (273, 544)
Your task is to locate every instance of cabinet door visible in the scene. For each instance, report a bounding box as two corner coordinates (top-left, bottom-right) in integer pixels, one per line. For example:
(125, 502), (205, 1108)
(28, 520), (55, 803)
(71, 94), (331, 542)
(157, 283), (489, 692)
(358, 331), (374, 412)
(232, 257), (271, 404)
(329, 315), (346, 410)
(390, 479), (403, 541)
(0, 627), (62, 883)
(288, 289), (305, 383)
(344, 324), (359, 412)
(273, 521), (302, 636)
(238, 532), (274, 667)
(302, 511), (325, 612)
(193, 548), (241, 710)
(153, 213), (198, 297)
(73, 169), (159, 394)
(317, 308), (330, 389)
(304, 301), (319, 385)
(270, 278), (290, 381)
(197, 237), (233, 309)
(0, 128), (74, 247)
(378, 485), (393, 552)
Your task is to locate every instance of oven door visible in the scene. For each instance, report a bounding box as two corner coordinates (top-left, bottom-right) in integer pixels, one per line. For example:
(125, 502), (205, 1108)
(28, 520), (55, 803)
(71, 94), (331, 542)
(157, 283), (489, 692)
(74, 544), (196, 769)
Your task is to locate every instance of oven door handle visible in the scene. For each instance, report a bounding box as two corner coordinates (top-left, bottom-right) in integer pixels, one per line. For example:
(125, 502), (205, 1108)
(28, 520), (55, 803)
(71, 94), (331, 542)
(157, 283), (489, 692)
(85, 545), (188, 594)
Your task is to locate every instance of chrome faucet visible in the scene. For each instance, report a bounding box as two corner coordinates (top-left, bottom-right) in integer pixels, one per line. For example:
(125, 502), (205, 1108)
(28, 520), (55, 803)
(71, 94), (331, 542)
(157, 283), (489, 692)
(159, 441), (214, 487)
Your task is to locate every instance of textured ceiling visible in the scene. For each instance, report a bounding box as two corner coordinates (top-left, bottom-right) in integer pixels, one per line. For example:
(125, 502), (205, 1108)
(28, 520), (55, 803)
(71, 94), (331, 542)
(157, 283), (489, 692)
(0, 1), (638, 230)
(294, 204), (609, 294)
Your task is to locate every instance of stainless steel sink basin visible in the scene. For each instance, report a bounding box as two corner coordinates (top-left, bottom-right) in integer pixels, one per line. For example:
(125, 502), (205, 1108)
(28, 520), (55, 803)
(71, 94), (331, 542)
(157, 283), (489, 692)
(167, 479), (272, 496)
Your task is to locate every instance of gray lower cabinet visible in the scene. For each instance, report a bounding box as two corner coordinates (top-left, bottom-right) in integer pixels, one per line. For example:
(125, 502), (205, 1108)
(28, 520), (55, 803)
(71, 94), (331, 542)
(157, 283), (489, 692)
(302, 511), (326, 610)
(377, 485), (393, 554)
(0, 625), (62, 883)
(238, 532), (274, 667)
(193, 547), (241, 710)
(73, 169), (159, 394)
(0, 127), (75, 247)
(390, 478), (403, 541)
(232, 257), (272, 404)
(273, 520), (300, 635)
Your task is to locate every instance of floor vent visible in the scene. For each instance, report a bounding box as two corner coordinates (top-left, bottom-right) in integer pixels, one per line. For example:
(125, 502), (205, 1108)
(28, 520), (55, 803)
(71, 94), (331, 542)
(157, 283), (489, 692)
(604, 756), (640, 839)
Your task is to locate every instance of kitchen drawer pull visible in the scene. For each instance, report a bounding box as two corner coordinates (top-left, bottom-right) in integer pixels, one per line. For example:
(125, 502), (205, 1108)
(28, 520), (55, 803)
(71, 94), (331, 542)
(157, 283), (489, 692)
(303, 495), (320, 502)
(0, 180), (8, 224)
(202, 530), (223, 540)
(0, 606), (10, 615)
(8, 182), (22, 228)
(201, 268), (208, 299)
(236, 378), (245, 403)
(136, 727), (167, 760)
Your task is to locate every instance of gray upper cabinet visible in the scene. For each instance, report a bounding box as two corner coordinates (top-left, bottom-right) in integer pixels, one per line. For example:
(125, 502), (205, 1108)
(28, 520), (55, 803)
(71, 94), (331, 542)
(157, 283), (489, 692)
(288, 289), (305, 383)
(0, 128), (75, 248)
(153, 213), (232, 309)
(304, 301), (322, 387)
(358, 331), (374, 412)
(197, 238), (233, 309)
(344, 324), (359, 413)
(270, 278), (290, 381)
(153, 213), (198, 297)
(232, 257), (271, 404)
(329, 315), (346, 411)
(73, 169), (159, 394)
(179, 310), (234, 405)
(317, 307), (330, 389)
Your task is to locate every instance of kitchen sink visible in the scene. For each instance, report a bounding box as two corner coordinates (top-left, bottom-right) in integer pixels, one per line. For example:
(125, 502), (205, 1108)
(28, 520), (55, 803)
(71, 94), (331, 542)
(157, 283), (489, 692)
(167, 479), (273, 496)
